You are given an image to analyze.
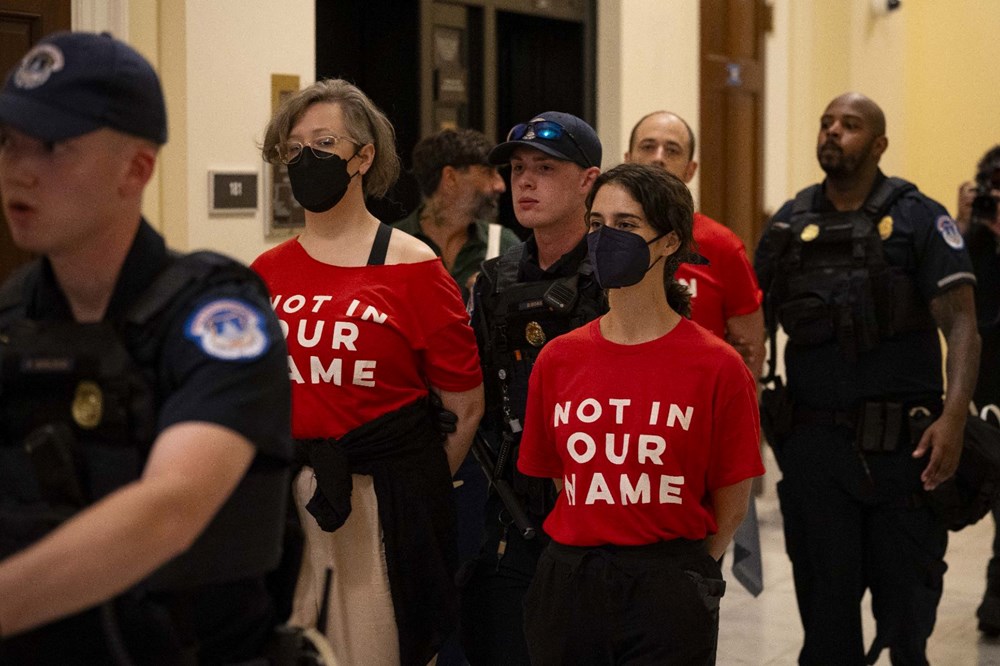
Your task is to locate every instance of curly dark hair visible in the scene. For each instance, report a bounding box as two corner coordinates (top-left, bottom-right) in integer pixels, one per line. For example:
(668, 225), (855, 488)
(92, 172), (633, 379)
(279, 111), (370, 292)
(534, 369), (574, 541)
(585, 163), (696, 317)
(977, 145), (1000, 183)
(411, 128), (494, 198)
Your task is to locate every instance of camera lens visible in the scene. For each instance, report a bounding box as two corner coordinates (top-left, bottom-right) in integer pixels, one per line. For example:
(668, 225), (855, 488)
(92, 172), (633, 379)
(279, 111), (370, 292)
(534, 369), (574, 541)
(972, 188), (999, 220)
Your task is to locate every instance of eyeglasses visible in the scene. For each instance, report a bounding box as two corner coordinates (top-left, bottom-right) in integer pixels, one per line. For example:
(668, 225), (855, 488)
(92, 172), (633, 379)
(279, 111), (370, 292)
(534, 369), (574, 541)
(507, 120), (594, 168)
(273, 135), (359, 165)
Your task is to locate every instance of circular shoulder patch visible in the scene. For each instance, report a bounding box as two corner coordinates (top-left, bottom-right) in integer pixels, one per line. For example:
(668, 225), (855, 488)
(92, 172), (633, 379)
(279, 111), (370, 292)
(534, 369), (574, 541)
(185, 298), (270, 360)
(936, 215), (965, 250)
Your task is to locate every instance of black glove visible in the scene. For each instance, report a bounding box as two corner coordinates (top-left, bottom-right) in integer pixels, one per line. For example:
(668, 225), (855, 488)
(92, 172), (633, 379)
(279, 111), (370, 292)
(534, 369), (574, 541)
(428, 391), (458, 438)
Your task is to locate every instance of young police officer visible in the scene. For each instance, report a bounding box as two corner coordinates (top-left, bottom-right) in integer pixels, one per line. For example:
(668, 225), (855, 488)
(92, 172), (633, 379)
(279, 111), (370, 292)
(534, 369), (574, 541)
(755, 92), (980, 665)
(0, 32), (292, 663)
(461, 112), (605, 665)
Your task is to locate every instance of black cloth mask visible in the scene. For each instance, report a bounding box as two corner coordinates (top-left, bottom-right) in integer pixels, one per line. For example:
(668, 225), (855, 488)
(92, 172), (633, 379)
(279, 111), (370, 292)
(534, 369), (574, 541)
(587, 225), (666, 289)
(287, 149), (358, 213)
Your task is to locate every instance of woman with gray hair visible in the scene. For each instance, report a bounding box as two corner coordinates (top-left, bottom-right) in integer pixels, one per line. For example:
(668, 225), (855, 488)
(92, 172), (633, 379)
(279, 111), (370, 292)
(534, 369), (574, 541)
(252, 79), (484, 665)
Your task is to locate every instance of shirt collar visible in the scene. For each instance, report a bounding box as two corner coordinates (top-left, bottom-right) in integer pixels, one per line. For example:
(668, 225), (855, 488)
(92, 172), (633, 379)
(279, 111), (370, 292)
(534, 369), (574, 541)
(519, 234), (588, 281)
(27, 219), (171, 321)
(817, 169), (888, 212)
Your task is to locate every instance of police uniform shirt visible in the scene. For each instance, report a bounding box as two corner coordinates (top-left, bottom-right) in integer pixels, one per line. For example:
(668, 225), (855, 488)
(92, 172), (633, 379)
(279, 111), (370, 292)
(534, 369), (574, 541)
(755, 171), (976, 408)
(16, 220), (291, 456)
(518, 234), (588, 282)
(1, 220), (291, 661)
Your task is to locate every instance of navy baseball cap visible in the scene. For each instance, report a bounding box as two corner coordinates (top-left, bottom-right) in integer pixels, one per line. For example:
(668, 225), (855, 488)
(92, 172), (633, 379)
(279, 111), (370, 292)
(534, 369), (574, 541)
(0, 31), (167, 144)
(489, 111), (601, 169)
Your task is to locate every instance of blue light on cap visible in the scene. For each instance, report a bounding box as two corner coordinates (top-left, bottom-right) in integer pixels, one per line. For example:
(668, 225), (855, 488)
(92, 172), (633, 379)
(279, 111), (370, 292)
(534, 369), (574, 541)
(488, 111), (602, 169)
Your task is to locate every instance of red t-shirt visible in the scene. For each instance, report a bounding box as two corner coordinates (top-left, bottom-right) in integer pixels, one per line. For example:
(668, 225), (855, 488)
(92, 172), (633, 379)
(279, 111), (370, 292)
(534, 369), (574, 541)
(517, 317), (764, 547)
(251, 238), (482, 439)
(676, 212), (763, 338)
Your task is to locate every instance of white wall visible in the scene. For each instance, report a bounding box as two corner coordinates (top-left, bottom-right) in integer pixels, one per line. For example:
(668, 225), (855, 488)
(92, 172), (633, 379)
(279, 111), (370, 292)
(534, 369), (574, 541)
(597, 0), (700, 200)
(763, 0), (790, 216)
(161, 0), (314, 263)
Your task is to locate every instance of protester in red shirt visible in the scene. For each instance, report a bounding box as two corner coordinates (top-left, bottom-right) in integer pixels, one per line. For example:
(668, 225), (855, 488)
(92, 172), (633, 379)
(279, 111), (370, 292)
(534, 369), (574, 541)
(625, 110), (764, 378)
(518, 163), (763, 665)
(252, 79), (484, 666)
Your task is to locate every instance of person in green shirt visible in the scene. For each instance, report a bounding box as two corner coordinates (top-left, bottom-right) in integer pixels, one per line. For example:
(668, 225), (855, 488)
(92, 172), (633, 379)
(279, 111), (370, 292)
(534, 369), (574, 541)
(394, 128), (520, 302)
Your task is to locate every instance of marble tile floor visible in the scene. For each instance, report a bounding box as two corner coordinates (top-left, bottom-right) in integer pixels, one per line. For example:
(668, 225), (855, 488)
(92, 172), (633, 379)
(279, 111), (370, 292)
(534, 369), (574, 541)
(718, 450), (1000, 665)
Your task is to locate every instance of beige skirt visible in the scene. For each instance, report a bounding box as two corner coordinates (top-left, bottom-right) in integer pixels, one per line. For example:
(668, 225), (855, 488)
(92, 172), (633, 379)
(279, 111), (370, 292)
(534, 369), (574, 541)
(288, 468), (403, 665)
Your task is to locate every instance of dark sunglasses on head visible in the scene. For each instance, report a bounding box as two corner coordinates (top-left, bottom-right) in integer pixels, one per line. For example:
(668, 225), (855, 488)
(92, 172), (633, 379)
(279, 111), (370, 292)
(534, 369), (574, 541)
(507, 120), (594, 168)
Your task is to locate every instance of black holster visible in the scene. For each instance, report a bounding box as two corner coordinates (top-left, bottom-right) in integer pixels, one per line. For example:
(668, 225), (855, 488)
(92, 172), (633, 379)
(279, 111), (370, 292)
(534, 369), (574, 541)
(760, 378), (794, 451)
(856, 401), (904, 453)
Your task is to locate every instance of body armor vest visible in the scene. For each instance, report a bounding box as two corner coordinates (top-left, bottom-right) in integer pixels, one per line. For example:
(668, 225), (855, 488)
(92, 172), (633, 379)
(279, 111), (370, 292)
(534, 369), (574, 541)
(476, 244), (607, 516)
(767, 177), (934, 359)
(479, 243), (607, 432)
(0, 252), (288, 589)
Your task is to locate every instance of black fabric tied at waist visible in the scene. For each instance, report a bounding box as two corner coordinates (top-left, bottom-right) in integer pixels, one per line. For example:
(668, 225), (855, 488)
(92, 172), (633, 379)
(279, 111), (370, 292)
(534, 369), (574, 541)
(295, 396), (444, 531)
(294, 395), (459, 666)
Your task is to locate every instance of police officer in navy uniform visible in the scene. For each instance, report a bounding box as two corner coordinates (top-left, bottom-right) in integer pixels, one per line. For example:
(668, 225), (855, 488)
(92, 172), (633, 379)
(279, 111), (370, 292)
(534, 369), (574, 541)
(460, 112), (606, 665)
(754, 92), (980, 665)
(0, 32), (292, 664)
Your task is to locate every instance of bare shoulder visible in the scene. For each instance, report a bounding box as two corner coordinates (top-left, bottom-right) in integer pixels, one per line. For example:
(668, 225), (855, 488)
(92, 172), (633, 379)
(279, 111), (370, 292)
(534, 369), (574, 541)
(385, 227), (438, 265)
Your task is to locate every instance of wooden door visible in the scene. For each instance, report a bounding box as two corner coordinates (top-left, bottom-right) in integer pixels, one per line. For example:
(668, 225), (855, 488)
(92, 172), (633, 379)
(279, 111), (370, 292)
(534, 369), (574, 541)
(699, 0), (770, 252)
(0, 0), (71, 283)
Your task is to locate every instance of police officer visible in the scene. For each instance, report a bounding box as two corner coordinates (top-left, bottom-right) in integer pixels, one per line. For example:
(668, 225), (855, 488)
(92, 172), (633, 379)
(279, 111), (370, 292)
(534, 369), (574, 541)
(755, 92), (980, 665)
(964, 145), (1000, 634)
(461, 112), (605, 665)
(0, 32), (292, 664)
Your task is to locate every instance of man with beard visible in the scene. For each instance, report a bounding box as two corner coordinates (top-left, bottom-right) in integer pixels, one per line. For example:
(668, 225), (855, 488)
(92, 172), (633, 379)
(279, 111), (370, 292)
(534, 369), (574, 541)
(395, 128), (519, 302)
(754, 92), (980, 665)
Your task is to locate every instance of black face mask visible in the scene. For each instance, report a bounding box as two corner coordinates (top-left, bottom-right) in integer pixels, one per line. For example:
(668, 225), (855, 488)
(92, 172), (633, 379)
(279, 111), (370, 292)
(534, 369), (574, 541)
(586, 225), (666, 289)
(286, 149), (358, 213)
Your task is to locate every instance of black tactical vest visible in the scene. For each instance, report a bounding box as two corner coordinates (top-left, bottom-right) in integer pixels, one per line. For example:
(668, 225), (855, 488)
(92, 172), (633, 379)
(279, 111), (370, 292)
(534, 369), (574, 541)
(0, 252), (288, 589)
(475, 243), (607, 518)
(478, 243), (607, 433)
(767, 177), (935, 359)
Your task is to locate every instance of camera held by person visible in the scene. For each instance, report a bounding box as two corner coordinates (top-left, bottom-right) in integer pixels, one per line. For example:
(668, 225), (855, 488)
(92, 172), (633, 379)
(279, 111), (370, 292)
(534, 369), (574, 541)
(972, 158), (1000, 222)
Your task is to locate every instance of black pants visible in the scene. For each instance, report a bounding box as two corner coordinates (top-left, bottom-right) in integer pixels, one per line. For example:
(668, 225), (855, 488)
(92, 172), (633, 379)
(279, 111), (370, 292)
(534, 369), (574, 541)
(774, 422), (947, 666)
(459, 505), (546, 666)
(523, 539), (723, 666)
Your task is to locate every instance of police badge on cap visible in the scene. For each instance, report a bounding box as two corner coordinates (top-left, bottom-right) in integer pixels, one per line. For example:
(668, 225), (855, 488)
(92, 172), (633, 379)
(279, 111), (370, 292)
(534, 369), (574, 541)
(14, 44), (64, 90)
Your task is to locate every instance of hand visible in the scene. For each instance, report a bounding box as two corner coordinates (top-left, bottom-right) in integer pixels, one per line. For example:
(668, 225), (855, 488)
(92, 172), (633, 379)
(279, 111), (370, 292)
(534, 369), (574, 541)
(912, 412), (965, 490)
(427, 390), (458, 435)
(727, 334), (753, 364)
(957, 181), (976, 233)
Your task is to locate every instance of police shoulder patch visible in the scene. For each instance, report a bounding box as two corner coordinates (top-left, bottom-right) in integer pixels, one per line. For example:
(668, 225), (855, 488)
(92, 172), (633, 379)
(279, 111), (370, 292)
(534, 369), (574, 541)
(936, 215), (965, 250)
(185, 298), (270, 360)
